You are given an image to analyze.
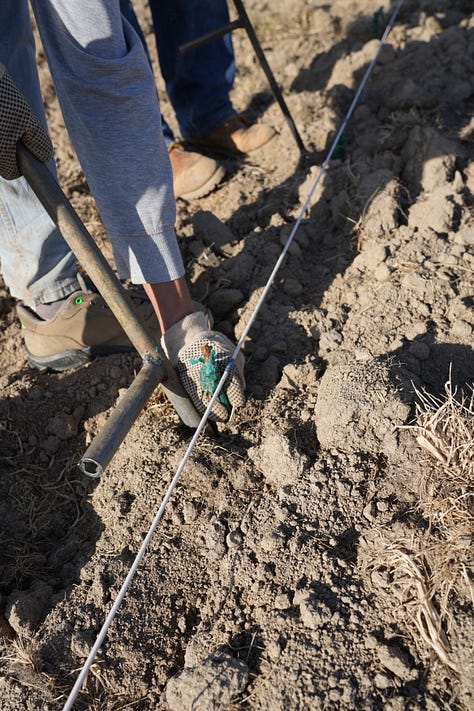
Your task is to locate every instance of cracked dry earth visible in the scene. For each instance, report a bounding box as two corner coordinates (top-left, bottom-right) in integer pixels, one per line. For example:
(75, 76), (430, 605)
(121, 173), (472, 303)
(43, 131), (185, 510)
(1, 1), (473, 710)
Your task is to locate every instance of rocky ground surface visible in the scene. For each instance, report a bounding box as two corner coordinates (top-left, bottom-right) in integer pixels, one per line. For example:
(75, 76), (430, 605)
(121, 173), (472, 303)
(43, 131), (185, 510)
(0, 1), (473, 709)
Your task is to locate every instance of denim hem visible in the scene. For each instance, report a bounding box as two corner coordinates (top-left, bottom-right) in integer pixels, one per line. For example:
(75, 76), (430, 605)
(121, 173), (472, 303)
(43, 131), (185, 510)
(24, 277), (81, 309)
(180, 106), (237, 141)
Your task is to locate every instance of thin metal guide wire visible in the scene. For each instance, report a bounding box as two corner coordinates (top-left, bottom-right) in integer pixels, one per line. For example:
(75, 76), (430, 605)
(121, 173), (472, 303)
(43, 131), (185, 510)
(63, 3), (404, 708)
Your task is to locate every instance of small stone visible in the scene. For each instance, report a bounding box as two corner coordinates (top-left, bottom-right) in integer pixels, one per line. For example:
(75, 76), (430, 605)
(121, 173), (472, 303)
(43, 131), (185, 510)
(252, 345), (269, 361)
(365, 634), (378, 649)
(276, 364), (300, 391)
(299, 597), (331, 629)
(374, 672), (392, 689)
(275, 593), (292, 610)
(388, 337), (404, 352)
(384, 698), (406, 711)
(319, 329), (343, 351)
(183, 501), (198, 524)
(6, 581), (53, 635)
(283, 277), (304, 297)
(354, 348), (372, 362)
(165, 650), (249, 711)
(266, 640), (281, 661)
(408, 341), (430, 361)
(260, 531), (285, 552)
(293, 588), (311, 606)
(371, 570), (390, 589)
(226, 529), (243, 548)
(363, 501), (376, 521)
(378, 644), (416, 681)
(454, 225), (474, 246)
(208, 288), (243, 317)
(374, 263), (391, 281)
(401, 273), (426, 294)
(193, 210), (234, 253)
(364, 244), (388, 268)
(404, 321), (427, 339)
(450, 320), (473, 340)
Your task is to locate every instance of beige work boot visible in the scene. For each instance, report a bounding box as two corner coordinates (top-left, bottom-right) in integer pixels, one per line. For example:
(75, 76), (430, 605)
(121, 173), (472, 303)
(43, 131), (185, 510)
(187, 115), (277, 156)
(17, 275), (214, 372)
(168, 143), (225, 200)
(17, 276), (161, 371)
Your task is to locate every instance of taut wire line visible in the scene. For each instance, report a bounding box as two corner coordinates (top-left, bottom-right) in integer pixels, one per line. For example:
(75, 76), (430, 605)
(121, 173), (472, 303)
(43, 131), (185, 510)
(63, 2), (404, 707)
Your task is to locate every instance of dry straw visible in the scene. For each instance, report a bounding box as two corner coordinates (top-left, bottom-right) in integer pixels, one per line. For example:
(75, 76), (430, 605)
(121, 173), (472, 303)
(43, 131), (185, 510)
(365, 375), (473, 673)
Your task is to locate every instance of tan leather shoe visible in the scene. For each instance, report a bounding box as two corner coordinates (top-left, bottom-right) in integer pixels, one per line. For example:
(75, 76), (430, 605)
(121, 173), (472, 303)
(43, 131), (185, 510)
(17, 278), (161, 371)
(17, 275), (213, 372)
(188, 115), (277, 156)
(168, 143), (225, 200)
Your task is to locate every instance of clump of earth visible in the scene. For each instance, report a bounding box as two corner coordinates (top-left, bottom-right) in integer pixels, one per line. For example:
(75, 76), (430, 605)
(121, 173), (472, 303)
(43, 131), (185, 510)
(1, 1), (473, 709)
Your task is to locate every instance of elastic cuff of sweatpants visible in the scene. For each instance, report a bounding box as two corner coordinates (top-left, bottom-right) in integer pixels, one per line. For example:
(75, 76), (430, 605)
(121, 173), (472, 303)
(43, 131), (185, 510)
(111, 227), (185, 285)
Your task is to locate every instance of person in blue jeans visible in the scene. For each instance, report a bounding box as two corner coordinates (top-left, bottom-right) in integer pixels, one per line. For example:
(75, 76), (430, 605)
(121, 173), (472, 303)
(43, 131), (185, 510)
(0, 0), (245, 423)
(121, 0), (276, 189)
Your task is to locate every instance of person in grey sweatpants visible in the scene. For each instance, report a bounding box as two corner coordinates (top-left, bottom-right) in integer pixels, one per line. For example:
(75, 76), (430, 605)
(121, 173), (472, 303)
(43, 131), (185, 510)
(0, 0), (244, 422)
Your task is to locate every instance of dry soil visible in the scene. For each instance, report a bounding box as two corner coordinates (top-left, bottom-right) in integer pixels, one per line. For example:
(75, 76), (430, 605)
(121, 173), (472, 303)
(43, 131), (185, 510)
(0, 1), (473, 710)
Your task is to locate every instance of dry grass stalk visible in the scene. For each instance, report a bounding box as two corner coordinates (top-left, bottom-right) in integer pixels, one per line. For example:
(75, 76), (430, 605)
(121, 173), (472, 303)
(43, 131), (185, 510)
(412, 378), (473, 487)
(1, 636), (40, 672)
(147, 387), (179, 424)
(384, 545), (458, 672)
(409, 377), (473, 602)
(62, 662), (142, 710)
(363, 537), (460, 672)
(367, 375), (473, 673)
(0, 635), (55, 696)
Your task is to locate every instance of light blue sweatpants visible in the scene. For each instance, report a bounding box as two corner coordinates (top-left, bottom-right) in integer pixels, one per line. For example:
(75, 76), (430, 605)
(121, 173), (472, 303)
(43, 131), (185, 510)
(0, 0), (184, 307)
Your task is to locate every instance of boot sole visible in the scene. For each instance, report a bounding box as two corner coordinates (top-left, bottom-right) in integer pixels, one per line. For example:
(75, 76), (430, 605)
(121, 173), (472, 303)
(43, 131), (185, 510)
(25, 344), (134, 372)
(175, 164), (225, 201)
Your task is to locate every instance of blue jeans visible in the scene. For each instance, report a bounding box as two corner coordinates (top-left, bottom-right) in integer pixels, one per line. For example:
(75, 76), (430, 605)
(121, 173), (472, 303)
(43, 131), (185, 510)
(121, 0), (236, 142)
(0, 0), (79, 306)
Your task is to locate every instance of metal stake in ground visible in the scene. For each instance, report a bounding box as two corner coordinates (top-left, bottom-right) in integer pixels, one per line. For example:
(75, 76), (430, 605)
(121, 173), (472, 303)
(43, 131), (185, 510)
(179, 0), (308, 156)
